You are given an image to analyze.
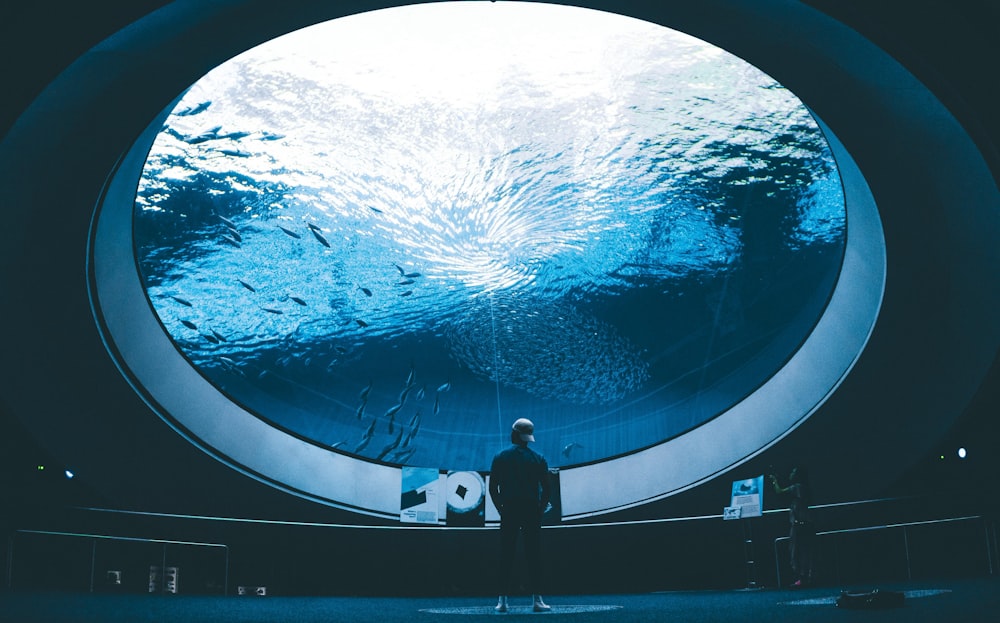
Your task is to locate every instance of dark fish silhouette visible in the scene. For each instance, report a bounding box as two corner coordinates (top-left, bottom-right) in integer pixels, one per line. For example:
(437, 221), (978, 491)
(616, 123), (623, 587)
(394, 264), (422, 279)
(180, 320), (198, 331)
(171, 295), (193, 307)
(399, 290), (413, 297)
(175, 101), (211, 116)
(368, 206), (383, 213)
(397, 279), (415, 286)
(356, 319), (369, 328)
(262, 307), (284, 315)
(211, 329), (227, 343)
(561, 442), (583, 458)
(238, 279), (256, 292)
(309, 228), (331, 247)
(277, 225), (301, 239)
(363, 418), (376, 440)
(221, 234), (241, 248)
(376, 429), (405, 460)
(203, 333), (220, 344)
(353, 437), (371, 454)
(355, 403), (366, 420)
(359, 287), (373, 297)
(289, 296), (307, 306)
(217, 214), (237, 228)
(359, 381), (373, 401)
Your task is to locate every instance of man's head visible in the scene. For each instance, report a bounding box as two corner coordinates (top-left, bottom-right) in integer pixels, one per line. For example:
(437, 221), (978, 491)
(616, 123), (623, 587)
(512, 418), (535, 444)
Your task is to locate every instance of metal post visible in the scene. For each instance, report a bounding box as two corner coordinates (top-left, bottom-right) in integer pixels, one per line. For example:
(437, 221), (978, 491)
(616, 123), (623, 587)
(903, 526), (912, 581)
(89, 538), (97, 593)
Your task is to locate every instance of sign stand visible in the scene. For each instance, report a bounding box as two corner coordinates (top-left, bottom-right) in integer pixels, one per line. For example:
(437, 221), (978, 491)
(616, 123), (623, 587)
(725, 475), (765, 590)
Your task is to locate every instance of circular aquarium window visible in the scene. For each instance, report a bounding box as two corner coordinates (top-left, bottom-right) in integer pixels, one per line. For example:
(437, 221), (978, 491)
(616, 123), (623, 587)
(94, 2), (877, 518)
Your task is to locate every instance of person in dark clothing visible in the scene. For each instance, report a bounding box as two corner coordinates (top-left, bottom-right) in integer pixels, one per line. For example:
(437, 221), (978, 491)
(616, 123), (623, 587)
(769, 466), (815, 587)
(489, 418), (552, 613)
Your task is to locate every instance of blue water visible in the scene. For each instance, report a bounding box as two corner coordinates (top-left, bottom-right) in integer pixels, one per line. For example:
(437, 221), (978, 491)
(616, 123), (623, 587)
(134, 3), (845, 472)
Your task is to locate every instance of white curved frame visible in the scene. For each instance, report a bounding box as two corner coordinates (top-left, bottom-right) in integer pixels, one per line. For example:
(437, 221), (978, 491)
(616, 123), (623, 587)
(91, 4), (885, 521)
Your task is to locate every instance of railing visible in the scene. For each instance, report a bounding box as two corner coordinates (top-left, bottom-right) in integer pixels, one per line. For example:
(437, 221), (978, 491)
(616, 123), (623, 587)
(6, 529), (229, 595)
(772, 515), (995, 587)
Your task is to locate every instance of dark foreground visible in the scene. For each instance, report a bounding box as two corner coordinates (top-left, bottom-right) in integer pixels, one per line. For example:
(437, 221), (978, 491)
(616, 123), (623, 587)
(2, 578), (999, 623)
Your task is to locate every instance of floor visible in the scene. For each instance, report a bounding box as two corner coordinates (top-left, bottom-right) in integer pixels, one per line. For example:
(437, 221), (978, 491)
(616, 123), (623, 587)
(1, 577), (998, 623)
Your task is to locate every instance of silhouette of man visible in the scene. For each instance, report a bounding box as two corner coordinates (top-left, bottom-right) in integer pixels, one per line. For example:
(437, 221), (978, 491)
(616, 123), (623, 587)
(489, 418), (552, 612)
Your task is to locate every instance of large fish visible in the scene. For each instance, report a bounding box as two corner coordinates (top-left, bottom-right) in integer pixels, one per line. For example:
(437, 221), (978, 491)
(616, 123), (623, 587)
(277, 225), (301, 239)
(238, 279), (256, 292)
(309, 228), (331, 248)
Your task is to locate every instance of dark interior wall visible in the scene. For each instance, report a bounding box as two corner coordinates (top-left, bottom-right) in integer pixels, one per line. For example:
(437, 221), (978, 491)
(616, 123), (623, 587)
(0, 0), (998, 594)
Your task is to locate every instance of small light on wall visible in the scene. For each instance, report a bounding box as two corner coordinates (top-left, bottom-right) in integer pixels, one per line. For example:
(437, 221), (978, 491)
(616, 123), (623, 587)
(957, 447), (967, 459)
(64, 469), (75, 479)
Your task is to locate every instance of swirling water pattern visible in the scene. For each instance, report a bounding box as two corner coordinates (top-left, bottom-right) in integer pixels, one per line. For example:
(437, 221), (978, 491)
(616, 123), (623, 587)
(134, 3), (845, 471)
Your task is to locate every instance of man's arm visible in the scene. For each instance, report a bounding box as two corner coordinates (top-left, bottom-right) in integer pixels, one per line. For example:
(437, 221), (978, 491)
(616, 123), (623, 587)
(538, 463), (552, 511)
(489, 458), (503, 512)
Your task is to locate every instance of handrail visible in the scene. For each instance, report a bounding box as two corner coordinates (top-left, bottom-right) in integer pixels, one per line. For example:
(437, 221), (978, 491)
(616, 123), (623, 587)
(65, 493), (958, 531)
(772, 514), (993, 587)
(6, 529), (229, 595)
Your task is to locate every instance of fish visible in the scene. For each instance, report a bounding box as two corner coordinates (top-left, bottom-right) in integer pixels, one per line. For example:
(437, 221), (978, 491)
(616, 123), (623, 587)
(310, 228), (331, 248)
(363, 418), (376, 440)
(262, 308), (284, 315)
(289, 296), (307, 306)
(329, 441), (345, 450)
(353, 437), (371, 454)
(415, 384), (426, 401)
(399, 290), (413, 297)
(259, 131), (284, 141)
(221, 130), (252, 140)
(218, 148), (251, 158)
(384, 403), (403, 419)
(175, 101), (211, 116)
(355, 403), (366, 420)
(437, 381), (451, 393)
(433, 394), (440, 416)
(180, 320), (198, 331)
(359, 287), (373, 297)
(211, 329), (227, 343)
(220, 234), (241, 248)
(405, 366), (416, 388)
(203, 333), (220, 344)
(356, 319), (369, 328)
(397, 279), (415, 286)
(394, 264), (422, 279)
(398, 385), (412, 406)
(368, 206), (383, 214)
(561, 442), (583, 458)
(238, 279), (256, 293)
(170, 295), (193, 307)
(277, 225), (301, 239)
(391, 447), (416, 464)
(376, 429), (405, 460)
(224, 226), (242, 242)
(217, 214), (237, 228)
(359, 381), (373, 401)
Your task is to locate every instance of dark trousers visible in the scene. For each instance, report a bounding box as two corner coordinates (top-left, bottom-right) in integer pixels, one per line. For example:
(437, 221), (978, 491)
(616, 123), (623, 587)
(498, 504), (542, 595)
(790, 521), (815, 581)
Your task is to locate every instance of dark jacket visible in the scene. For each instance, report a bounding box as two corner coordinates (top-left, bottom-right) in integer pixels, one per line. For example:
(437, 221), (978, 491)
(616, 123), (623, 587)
(489, 444), (551, 512)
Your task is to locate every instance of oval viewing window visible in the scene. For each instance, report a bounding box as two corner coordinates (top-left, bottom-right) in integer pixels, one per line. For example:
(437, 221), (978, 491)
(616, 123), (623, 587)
(92, 2), (878, 519)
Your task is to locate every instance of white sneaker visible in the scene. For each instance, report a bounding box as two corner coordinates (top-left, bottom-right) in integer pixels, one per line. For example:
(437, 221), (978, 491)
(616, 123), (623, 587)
(494, 596), (508, 613)
(532, 595), (551, 612)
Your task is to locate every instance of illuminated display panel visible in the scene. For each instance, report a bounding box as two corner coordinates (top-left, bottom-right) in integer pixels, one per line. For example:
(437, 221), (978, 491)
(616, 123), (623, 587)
(132, 3), (845, 475)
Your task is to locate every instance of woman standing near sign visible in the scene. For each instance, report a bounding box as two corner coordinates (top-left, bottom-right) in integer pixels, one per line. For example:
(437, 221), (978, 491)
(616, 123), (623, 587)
(769, 466), (815, 587)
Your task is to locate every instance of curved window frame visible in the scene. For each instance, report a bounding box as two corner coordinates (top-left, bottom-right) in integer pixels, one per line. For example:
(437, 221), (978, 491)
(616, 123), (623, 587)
(90, 8), (885, 522)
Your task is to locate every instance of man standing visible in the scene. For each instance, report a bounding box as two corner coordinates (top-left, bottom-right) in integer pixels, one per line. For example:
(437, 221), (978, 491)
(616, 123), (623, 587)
(489, 418), (552, 613)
